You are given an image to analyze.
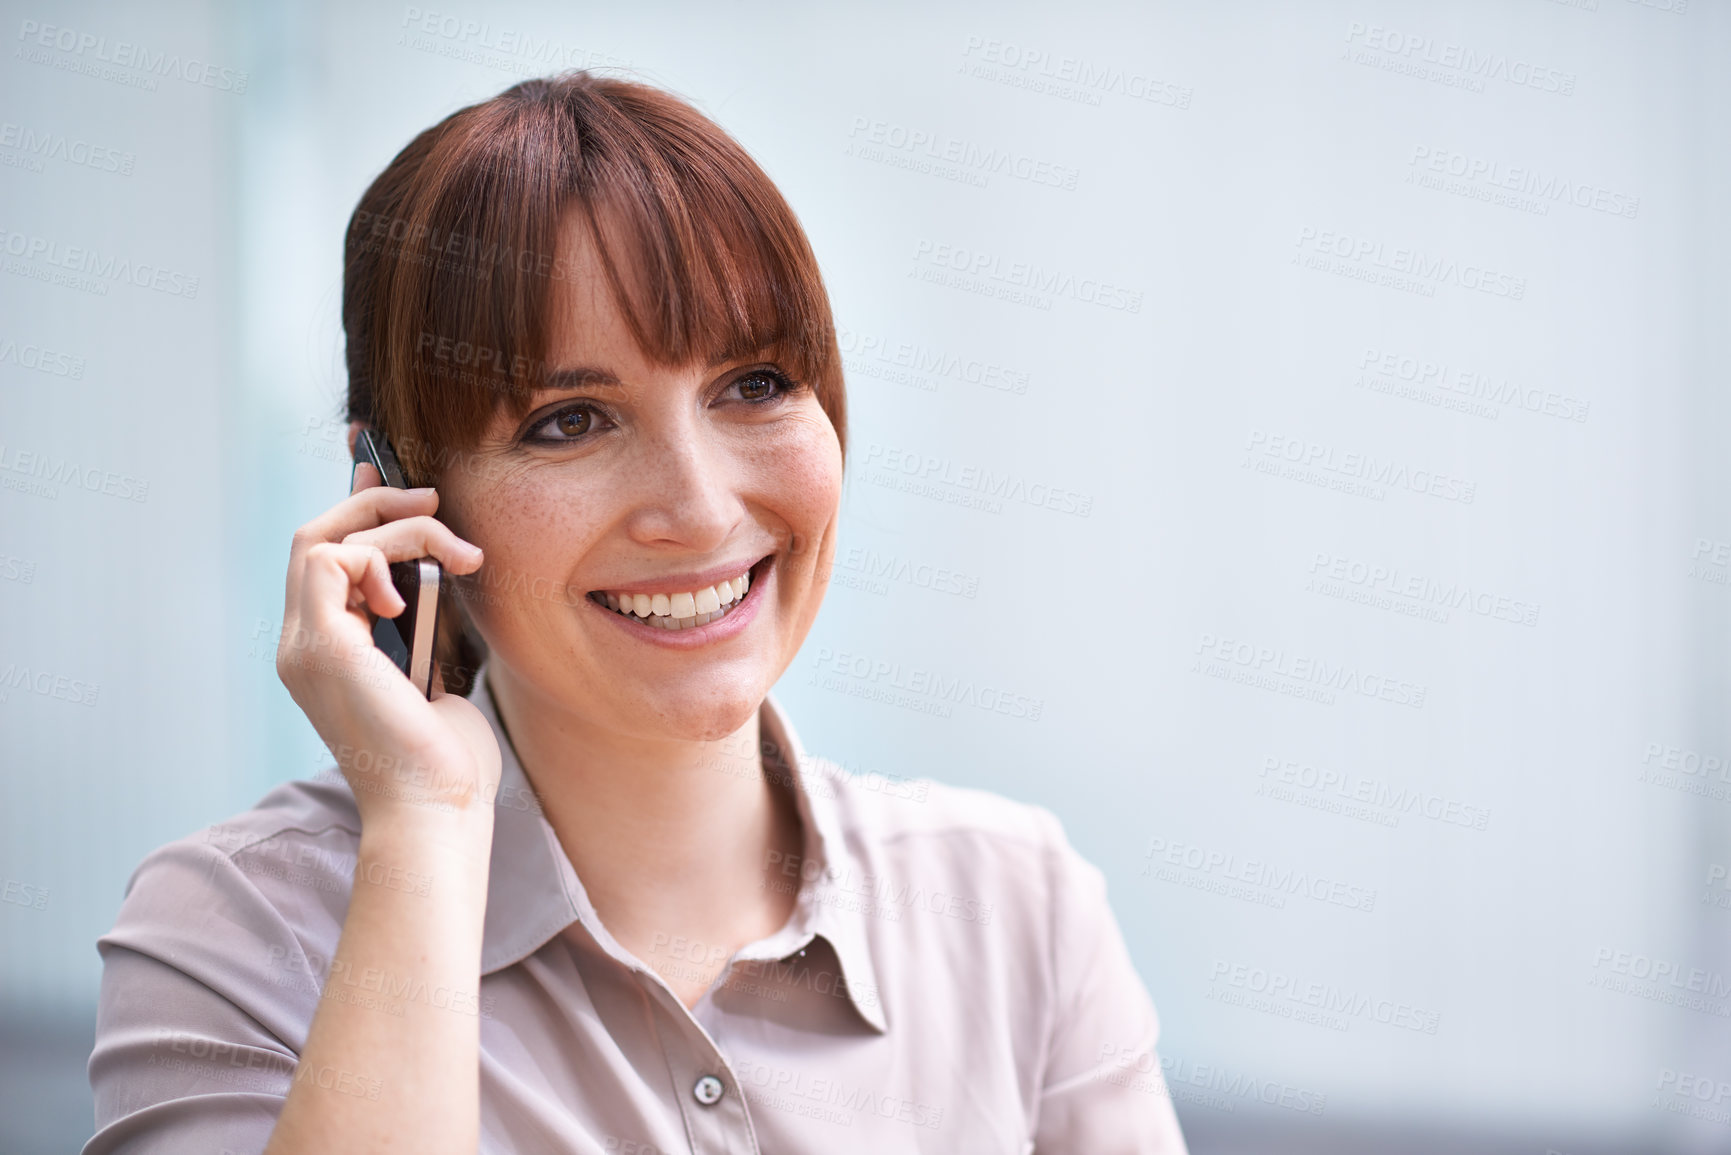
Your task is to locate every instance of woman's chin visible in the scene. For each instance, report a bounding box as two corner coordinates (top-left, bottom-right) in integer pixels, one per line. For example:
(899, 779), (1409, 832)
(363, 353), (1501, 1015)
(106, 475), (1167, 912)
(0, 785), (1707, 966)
(639, 692), (765, 743)
(558, 661), (769, 741)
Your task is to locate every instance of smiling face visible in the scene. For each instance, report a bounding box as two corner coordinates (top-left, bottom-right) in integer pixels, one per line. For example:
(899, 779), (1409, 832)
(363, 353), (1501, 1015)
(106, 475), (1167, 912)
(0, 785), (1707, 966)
(435, 209), (844, 742)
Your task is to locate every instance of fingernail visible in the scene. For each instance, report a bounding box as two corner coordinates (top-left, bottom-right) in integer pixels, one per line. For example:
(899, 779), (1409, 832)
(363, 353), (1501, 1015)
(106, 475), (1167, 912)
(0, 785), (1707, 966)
(408, 487), (436, 495)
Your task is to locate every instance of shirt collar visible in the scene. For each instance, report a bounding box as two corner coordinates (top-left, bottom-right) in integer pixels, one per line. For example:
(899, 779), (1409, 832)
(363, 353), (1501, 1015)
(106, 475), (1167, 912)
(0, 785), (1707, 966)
(468, 659), (887, 1034)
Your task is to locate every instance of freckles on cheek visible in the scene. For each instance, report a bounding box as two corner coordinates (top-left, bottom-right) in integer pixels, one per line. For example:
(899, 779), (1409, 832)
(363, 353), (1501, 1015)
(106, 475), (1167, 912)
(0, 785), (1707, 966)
(463, 485), (602, 623)
(756, 423), (843, 528)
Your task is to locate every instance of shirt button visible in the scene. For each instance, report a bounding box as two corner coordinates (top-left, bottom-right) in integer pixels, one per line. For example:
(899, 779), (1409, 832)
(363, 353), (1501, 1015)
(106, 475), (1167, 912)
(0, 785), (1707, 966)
(693, 1075), (725, 1106)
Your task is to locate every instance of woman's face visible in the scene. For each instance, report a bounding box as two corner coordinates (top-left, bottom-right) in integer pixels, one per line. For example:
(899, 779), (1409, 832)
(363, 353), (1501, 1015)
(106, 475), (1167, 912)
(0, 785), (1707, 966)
(435, 212), (844, 742)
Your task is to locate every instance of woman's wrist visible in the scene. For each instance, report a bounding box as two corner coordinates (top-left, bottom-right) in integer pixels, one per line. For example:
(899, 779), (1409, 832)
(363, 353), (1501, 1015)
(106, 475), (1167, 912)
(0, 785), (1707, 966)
(358, 803), (496, 870)
(352, 817), (494, 939)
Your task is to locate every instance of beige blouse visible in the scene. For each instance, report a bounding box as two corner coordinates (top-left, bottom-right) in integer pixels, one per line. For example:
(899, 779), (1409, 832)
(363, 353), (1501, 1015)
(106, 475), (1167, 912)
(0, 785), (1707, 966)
(84, 661), (1188, 1153)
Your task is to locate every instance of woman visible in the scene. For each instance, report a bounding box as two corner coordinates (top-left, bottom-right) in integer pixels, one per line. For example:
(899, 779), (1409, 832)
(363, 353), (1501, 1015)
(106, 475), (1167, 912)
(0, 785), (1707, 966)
(84, 71), (1187, 1154)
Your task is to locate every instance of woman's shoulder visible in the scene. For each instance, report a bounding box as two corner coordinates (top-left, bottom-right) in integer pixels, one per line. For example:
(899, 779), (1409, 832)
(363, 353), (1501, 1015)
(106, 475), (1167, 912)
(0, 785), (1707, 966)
(811, 757), (1127, 1030)
(814, 755), (1073, 854)
(811, 755), (1106, 924)
(124, 768), (362, 894)
(86, 773), (366, 1144)
(100, 769), (362, 993)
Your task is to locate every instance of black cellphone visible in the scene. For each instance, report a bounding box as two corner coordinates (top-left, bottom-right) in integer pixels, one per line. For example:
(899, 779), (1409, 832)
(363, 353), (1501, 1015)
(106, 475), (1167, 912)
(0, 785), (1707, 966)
(350, 427), (442, 699)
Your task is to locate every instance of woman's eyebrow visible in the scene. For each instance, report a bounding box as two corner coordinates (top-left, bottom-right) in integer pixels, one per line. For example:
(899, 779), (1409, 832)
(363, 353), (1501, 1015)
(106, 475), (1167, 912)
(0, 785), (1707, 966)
(541, 366), (629, 393)
(540, 350), (769, 395)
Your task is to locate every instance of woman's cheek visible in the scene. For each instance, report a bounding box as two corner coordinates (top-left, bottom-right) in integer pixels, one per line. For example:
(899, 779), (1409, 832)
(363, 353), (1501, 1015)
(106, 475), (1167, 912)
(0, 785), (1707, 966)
(759, 412), (843, 530)
(456, 484), (602, 632)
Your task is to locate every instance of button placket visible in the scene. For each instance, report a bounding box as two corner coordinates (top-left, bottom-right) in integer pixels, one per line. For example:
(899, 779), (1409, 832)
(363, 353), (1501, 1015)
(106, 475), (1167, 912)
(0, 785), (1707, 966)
(642, 978), (756, 1152)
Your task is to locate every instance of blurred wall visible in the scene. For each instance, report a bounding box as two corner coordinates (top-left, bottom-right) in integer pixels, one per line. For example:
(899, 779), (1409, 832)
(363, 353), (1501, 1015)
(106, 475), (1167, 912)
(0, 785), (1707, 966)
(2, 0), (1728, 1152)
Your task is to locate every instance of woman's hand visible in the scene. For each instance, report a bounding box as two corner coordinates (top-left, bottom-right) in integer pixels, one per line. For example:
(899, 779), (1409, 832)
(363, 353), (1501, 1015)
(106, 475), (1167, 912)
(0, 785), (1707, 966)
(276, 460), (500, 828)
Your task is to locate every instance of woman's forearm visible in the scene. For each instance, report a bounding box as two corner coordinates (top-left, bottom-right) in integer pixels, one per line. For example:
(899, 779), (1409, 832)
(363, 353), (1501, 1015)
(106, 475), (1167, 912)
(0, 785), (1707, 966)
(263, 808), (495, 1154)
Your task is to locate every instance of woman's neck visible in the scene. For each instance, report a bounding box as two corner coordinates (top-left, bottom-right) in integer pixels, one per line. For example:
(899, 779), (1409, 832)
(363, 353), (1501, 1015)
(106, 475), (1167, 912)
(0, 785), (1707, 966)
(482, 661), (805, 965)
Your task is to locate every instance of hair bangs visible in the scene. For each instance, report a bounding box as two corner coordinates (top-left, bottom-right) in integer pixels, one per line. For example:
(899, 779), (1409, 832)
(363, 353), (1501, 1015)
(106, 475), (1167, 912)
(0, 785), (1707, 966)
(561, 92), (834, 412)
(346, 71), (844, 475)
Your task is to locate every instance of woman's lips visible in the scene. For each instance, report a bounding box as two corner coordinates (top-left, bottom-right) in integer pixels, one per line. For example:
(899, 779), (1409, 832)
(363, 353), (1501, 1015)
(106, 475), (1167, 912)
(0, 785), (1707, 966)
(587, 552), (772, 601)
(585, 555), (771, 648)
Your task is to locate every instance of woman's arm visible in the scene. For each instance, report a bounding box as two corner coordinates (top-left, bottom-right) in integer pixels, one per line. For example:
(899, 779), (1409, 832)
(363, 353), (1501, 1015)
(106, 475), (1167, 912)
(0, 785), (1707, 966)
(259, 462), (501, 1153)
(261, 803), (493, 1153)
(1028, 808), (1189, 1154)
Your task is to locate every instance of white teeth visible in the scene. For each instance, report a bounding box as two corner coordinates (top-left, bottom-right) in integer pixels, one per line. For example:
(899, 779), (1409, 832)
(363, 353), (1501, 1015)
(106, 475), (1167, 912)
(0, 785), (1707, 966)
(595, 565), (758, 630)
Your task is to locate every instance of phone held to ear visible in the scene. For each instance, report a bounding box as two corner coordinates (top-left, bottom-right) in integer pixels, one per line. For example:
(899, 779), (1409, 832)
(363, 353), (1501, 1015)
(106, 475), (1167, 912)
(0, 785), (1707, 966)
(351, 427), (442, 700)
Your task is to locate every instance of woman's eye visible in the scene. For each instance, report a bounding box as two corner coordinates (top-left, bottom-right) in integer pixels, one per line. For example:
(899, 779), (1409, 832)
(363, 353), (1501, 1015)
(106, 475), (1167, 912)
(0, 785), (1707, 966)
(527, 404), (608, 444)
(734, 369), (795, 403)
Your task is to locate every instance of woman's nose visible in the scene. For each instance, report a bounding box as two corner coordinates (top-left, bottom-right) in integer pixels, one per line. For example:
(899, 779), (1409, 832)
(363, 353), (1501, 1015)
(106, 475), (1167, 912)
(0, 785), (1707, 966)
(621, 422), (743, 548)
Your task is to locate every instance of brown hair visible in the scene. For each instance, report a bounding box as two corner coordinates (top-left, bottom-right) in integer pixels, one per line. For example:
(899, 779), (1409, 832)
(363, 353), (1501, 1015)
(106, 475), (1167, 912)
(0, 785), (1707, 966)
(341, 70), (847, 695)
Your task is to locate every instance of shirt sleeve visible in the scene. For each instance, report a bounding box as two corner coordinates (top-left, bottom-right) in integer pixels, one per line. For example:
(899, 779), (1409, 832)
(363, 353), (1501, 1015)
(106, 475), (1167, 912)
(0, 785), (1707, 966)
(82, 834), (338, 1155)
(1028, 808), (1189, 1155)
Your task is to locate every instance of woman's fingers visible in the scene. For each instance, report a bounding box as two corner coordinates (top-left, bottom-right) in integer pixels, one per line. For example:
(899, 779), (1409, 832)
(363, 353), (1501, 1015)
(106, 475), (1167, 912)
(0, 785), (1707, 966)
(342, 515), (484, 575)
(278, 543), (425, 707)
(290, 485), (442, 565)
(279, 468), (481, 695)
(300, 541), (405, 628)
(278, 544), (396, 696)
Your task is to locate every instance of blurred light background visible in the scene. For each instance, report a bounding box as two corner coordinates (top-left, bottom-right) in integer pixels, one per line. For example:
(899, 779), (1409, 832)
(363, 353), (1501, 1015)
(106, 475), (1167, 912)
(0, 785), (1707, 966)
(2, 0), (1729, 1152)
